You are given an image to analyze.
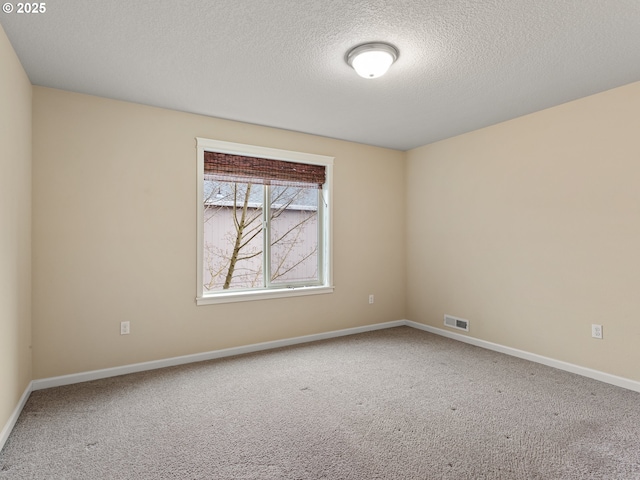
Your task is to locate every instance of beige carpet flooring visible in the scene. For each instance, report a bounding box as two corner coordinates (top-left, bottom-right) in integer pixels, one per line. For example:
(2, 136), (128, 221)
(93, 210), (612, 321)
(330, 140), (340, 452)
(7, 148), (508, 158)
(1, 326), (639, 479)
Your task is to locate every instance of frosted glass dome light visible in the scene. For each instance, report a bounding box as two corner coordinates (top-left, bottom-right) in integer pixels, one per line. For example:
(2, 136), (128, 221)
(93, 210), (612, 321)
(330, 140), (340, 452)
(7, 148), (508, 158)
(346, 43), (399, 79)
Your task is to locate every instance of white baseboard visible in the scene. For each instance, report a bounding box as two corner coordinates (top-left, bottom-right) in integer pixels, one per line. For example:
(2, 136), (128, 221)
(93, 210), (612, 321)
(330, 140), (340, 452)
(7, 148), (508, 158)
(0, 381), (32, 453)
(29, 318), (640, 393)
(32, 320), (406, 391)
(4, 318), (639, 453)
(405, 320), (640, 393)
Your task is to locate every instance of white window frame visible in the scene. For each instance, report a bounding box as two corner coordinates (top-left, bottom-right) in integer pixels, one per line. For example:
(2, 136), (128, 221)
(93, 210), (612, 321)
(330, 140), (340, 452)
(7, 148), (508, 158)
(196, 137), (334, 305)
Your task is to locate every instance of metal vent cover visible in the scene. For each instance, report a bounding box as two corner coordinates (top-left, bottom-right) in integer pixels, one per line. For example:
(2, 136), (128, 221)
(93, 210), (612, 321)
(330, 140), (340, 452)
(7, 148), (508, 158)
(444, 314), (469, 332)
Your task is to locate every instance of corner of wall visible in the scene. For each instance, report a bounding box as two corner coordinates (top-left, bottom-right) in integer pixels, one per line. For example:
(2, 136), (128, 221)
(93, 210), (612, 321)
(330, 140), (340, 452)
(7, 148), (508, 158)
(0, 22), (33, 450)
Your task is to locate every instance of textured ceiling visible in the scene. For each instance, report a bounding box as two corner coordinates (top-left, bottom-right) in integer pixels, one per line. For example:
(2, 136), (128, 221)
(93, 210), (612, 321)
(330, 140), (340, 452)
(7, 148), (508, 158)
(2, 0), (639, 150)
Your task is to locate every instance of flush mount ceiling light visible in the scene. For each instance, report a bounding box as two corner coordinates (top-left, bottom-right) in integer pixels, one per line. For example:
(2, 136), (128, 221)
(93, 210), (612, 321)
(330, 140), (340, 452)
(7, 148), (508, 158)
(346, 42), (399, 79)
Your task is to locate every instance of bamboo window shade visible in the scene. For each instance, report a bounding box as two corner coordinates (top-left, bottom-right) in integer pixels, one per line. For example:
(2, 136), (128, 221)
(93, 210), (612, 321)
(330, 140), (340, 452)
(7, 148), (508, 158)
(204, 152), (325, 188)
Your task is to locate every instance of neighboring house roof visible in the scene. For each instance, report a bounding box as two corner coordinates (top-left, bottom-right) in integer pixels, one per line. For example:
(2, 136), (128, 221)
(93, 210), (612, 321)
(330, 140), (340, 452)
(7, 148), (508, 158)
(204, 179), (318, 211)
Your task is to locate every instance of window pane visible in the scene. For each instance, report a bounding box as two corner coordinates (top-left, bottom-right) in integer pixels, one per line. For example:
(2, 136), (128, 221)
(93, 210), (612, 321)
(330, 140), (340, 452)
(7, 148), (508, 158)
(203, 180), (264, 291)
(269, 185), (319, 285)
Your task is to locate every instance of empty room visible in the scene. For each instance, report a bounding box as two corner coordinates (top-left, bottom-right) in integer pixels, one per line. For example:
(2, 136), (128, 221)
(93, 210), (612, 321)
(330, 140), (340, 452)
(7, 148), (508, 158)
(1, 1), (639, 478)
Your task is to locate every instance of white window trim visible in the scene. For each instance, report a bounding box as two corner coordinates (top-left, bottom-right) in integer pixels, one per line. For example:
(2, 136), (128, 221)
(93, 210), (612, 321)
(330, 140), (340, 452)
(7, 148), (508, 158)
(196, 137), (334, 306)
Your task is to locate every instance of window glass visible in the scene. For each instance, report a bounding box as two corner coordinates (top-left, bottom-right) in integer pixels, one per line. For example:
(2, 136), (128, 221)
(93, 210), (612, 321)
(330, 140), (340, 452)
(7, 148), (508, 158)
(196, 138), (333, 304)
(269, 184), (319, 285)
(203, 181), (264, 291)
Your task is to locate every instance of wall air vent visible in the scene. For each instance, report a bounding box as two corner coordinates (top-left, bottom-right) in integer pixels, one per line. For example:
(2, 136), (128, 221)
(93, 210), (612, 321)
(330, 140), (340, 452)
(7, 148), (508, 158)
(444, 314), (469, 332)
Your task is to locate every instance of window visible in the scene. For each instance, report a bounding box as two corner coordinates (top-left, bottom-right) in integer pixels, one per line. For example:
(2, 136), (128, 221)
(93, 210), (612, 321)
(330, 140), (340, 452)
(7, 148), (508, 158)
(196, 138), (333, 305)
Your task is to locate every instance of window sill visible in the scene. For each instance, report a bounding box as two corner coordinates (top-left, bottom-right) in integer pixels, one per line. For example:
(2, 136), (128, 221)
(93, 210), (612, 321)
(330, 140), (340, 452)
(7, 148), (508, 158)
(196, 285), (334, 305)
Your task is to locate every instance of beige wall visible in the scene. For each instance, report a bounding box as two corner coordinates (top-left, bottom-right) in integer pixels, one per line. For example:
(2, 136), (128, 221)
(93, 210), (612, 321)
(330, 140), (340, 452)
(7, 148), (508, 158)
(0, 26), (32, 431)
(406, 81), (640, 381)
(32, 87), (406, 379)
(7, 36), (639, 398)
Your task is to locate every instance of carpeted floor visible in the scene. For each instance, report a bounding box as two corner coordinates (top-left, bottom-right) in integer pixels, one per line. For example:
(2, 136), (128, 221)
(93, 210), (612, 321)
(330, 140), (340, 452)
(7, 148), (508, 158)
(1, 326), (639, 479)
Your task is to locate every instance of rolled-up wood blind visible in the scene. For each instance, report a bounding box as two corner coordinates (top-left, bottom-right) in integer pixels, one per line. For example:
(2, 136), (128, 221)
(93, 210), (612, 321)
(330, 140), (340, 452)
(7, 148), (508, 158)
(204, 152), (325, 188)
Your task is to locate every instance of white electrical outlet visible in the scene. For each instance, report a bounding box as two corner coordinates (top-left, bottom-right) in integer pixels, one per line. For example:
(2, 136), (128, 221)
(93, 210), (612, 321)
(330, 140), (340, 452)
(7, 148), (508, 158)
(120, 321), (130, 335)
(591, 324), (603, 339)
(368, 294), (374, 304)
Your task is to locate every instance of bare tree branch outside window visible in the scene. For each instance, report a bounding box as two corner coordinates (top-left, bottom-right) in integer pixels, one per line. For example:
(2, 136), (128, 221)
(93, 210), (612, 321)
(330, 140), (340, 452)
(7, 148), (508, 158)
(203, 180), (318, 291)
